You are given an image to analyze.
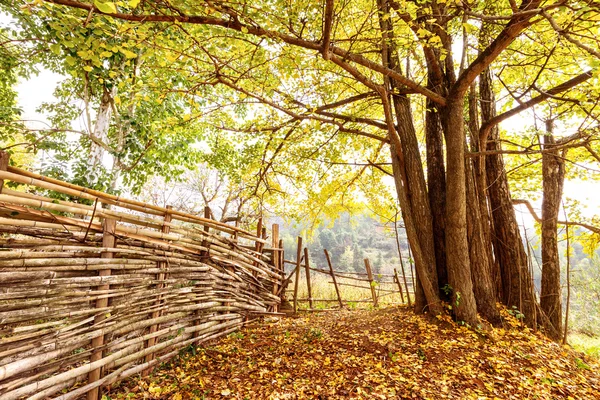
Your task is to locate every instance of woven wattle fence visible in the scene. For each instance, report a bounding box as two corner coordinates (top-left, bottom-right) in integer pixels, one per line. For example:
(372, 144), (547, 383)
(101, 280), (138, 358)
(0, 159), (284, 399)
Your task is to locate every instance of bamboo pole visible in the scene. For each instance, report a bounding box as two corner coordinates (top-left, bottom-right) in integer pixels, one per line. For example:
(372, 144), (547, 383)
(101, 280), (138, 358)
(304, 247), (313, 309)
(253, 218), (263, 275)
(87, 218), (116, 400)
(324, 249), (343, 308)
(293, 236), (303, 313)
(143, 206), (172, 374)
(364, 258), (378, 307)
(270, 224), (280, 312)
(393, 268), (405, 303)
(3, 167), (263, 241)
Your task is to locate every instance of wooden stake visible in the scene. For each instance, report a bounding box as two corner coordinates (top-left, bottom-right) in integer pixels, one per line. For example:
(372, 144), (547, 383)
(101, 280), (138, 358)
(394, 215), (412, 307)
(293, 236), (303, 313)
(271, 224), (280, 312)
(364, 258), (378, 307)
(201, 206), (211, 257)
(304, 247), (313, 309)
(0, 151), (9, 193)
(253, 218), (263, 274)
(393, 268), (405, 303)
(87, 218), (116, 400)
(324, 249), (343, 308)
(143, 206), (172, 375)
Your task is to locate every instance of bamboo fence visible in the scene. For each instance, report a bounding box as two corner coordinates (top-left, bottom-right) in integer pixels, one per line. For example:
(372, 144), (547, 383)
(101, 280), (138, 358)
(0, 160), (284, 400)
(287, 237), (415, 311)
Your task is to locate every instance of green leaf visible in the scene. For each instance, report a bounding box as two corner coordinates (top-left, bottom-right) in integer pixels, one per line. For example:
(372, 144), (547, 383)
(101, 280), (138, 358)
(50, 43), (61, 55)
(119, 47), (137, 59)
(94, 0), (117, 14)
(128, 0), (141, 7)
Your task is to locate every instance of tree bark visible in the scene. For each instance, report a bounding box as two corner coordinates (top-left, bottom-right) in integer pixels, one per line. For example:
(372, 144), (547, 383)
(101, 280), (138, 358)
(540, 119), (565, 339)
(376, 0), (440, 314)
(465, 151), (501, 324)
(480, 68), (537, 327)
(425, 91), (448, 295)
(441, 98), (478, 326)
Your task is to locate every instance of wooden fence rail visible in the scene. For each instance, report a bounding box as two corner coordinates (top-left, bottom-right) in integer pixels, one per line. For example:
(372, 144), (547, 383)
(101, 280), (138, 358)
(0, 158), (283, 399)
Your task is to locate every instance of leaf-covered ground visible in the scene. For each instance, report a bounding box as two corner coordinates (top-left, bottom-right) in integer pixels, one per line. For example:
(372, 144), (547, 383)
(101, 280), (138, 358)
(109, 307), (600, 399)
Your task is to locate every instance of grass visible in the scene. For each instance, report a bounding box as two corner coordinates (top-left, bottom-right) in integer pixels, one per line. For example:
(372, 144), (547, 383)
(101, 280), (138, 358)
(569, 333), (600, 359)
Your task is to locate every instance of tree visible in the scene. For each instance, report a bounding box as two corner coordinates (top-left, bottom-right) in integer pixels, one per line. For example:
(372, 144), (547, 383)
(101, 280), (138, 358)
(6, 0), (600, 334)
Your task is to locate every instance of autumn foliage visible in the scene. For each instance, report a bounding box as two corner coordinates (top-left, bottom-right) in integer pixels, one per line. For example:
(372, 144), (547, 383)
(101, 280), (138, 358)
(110, 307), (599, 399)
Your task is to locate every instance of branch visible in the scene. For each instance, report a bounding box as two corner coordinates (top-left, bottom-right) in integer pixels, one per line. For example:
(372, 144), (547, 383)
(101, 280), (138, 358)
(513, 198), (600, 234)
(44, 0), (446, 105)
(541, 10), (600, 60)
(479, 70), (594, 145)
(322, 0), (334, 60)
(453, 0), (547, 96)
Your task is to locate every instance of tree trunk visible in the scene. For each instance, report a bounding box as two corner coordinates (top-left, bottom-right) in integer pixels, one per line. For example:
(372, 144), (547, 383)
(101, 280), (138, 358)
(540, 119), (565, 339)
(389, 140), (440, 314)
(441, 98), (478, 326)
(425, 94), (448, 295)
(376, 0), (441, 314)
(88, 88), (114, 184)
(465, 152), (501, 324)
(480, 68), (537, 327)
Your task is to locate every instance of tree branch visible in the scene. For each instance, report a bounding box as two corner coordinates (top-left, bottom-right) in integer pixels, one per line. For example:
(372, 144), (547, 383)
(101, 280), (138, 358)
(322, 0), (334, 60)
(44, 0), (446, 105)
(513, 198), (600, 235)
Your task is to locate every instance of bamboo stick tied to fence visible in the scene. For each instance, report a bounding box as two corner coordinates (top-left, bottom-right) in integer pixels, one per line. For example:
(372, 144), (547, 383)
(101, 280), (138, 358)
(324, 249), (343, 308)
(143, 205), (173, 375)
(293, 236), (303, 313)
(304, 247), (313, 309)
(87, 218), (117, 400)
(364, 258), (379, 307)
(393, 268), (405, 304)
(270, 224), (280, 312)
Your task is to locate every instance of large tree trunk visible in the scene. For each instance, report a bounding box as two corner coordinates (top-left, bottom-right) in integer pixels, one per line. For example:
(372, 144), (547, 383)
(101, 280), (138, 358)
(466, 84), (501, 324)
(480, 68), (538, 328)
(425, 91), (448, 295)
(540, 119), (565, 339)
(377, 0), (440, 314)
(441, 98), (479, 326)
(465, 153), (501, 324)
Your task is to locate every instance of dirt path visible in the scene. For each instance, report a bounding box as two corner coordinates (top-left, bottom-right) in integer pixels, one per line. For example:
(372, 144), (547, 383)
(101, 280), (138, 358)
(109, 307), (600, 399)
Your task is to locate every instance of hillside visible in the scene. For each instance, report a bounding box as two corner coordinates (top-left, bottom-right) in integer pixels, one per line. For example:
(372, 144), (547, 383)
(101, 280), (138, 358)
(108, 307), (600, 399)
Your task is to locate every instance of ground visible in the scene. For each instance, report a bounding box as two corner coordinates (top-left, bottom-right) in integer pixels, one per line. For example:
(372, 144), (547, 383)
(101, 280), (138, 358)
(109, 307), (600, 399)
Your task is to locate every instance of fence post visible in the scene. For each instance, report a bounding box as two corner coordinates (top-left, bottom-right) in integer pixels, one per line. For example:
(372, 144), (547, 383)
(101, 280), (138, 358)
(143, 205), (172, 375)
(293, 236), (303, 313)
(324, 249), (343, 308)
(201, 206), (211, 257)
(271, 224), (280, 312)
(393, 268), (405, 303)
(397, 243), (412, 307)
(87, 217), (116, 400)
(364, 258), (378, 307)
(304, 247), (313, 309)
(0, 151), (8, 193)
(253, 218), (263, 274)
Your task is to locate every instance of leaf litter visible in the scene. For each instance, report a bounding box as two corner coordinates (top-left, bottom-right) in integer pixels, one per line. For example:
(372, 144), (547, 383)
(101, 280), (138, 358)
(109, 307), (600, 399)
